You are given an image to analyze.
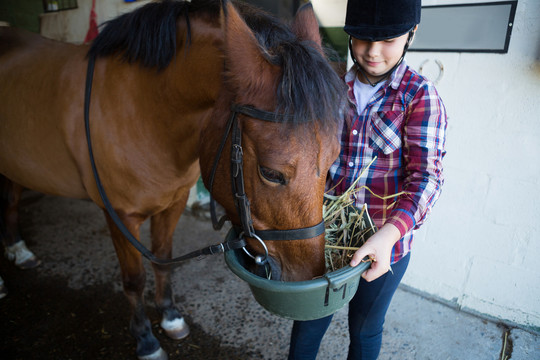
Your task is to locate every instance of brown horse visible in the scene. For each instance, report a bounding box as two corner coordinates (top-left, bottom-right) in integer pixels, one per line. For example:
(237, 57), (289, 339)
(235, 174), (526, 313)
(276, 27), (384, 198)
(0, 0), (345, 358)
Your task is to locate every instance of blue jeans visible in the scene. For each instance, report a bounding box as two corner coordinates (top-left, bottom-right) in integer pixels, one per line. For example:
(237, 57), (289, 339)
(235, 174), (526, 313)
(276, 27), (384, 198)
(288, 253), (410, 360)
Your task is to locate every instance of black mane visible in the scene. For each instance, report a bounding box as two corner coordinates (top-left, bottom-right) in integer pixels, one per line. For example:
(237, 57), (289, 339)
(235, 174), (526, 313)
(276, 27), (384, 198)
(88, 0), (346, 126)
(88, 0), (198, 70)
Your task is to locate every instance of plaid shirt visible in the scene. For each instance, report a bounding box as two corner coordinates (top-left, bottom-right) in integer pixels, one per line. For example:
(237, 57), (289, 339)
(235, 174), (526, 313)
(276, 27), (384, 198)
(328, 61), (447, 264)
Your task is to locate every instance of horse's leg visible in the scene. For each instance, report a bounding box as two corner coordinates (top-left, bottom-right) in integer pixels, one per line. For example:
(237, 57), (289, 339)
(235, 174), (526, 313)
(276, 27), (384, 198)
(104, 211), (167, 360)
(0, 274), (7, 299)
(0, 175), (41, 269)
(150, 195), (190, 340)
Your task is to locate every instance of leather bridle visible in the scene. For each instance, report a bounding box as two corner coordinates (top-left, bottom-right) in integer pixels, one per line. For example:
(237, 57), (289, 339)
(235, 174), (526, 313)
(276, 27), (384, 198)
(84, 54), (325, 269)
(207, 104), (326, 266)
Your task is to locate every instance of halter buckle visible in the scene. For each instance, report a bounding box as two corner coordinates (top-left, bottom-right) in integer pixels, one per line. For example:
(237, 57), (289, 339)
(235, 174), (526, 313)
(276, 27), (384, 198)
(231, 144), (243, 177)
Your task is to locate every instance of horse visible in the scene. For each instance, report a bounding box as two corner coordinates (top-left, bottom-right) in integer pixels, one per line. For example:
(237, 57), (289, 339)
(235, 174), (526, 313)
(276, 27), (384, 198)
(0, 0), (346, 358)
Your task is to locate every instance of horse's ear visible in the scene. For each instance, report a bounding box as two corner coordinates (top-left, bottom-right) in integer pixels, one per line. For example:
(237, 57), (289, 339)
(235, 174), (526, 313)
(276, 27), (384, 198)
(292, 3), (323, 54)
(221, 1), (276, 94)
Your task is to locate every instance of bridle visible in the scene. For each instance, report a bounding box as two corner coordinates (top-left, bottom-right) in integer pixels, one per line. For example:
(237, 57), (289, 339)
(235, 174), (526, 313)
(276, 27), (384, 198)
(84, 54), (325, 269)
(207, 104), (326, 266)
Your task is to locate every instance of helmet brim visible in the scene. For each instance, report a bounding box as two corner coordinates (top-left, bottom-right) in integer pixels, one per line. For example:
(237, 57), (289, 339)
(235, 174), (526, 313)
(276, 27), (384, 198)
(344, 23), (416, 42)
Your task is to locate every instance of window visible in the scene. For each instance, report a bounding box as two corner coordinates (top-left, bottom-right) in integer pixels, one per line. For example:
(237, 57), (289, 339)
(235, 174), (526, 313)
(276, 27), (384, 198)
(43, 0), (78, 13)
(409, 1), (518, 53)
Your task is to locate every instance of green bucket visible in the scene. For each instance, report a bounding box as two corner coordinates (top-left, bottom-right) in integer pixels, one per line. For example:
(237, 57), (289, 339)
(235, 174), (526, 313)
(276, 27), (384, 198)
(224, 229), (370, 320)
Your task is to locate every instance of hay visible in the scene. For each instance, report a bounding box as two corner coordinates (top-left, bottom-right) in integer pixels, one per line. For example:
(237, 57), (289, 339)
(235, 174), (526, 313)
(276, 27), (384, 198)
(324, 200), (377, 272)
(322, 156), (410, 272)
(323, 158), (379, 272)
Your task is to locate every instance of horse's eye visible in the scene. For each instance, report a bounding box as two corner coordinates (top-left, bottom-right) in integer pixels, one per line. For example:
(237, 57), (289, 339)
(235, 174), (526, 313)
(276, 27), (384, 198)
(259, 166), (287, 185)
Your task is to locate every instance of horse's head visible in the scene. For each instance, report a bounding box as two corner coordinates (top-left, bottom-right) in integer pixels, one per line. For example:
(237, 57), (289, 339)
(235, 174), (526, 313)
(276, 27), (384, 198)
(200, 1), (346, 281)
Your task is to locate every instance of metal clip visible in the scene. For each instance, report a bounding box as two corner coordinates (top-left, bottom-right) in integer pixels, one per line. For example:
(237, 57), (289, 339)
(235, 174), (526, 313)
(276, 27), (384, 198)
(231, 144), (243, 177)
(209, 243), (225, 254)
(239, 232), (269, 265)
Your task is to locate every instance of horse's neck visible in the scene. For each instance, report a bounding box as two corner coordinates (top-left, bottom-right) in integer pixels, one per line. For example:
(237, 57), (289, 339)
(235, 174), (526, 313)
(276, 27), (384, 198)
(92, 23), (225, 161)
(153, 19), (226, 145)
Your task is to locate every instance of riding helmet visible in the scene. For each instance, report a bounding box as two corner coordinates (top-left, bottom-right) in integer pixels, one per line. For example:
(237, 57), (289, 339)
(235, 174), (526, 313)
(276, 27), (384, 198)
(344, 0), (421, 41)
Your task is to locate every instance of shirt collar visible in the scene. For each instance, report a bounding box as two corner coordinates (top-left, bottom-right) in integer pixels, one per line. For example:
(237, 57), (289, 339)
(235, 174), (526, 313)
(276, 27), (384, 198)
(388, 60), (408, 90)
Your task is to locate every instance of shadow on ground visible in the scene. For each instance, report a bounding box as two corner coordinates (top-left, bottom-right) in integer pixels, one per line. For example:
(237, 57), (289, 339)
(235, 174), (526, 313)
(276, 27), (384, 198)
(0, 193), (263, 360)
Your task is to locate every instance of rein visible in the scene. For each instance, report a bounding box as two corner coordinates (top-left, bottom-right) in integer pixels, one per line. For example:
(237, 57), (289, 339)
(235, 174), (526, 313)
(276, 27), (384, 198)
(84, 54), (324, 268)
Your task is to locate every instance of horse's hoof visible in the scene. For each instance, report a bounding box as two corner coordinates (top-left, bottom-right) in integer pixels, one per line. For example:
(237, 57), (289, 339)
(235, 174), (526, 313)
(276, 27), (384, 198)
(161, 317), (190, 340)
(138, 347), (168, 360)
(5, 240), (41, 269)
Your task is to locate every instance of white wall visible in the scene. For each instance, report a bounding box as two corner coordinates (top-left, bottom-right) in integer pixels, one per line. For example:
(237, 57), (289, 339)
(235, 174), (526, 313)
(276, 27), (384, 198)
(403, 0), (540, 330)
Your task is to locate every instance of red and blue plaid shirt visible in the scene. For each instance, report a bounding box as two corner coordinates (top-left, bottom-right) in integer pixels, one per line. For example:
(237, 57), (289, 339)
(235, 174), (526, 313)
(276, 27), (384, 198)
(328, 61), (447, 264)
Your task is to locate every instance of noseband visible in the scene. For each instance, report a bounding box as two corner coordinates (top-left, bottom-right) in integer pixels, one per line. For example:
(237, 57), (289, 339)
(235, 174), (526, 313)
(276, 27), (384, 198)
(207, 104), (326, 265)
(84, 54), (324, 268)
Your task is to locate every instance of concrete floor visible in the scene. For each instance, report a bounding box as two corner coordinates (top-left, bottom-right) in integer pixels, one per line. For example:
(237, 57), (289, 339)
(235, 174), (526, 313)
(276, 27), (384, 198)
(1, 193), (539, 359)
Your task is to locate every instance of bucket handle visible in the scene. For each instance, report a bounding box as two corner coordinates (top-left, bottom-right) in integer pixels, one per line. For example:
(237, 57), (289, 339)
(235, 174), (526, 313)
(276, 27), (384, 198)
(323, 259), (371, 289)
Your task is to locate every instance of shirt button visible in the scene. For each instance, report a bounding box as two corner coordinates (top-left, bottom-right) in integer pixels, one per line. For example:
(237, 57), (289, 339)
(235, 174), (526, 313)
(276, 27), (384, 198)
(348, 162), (354, 167)
(352, 130), (358, 135)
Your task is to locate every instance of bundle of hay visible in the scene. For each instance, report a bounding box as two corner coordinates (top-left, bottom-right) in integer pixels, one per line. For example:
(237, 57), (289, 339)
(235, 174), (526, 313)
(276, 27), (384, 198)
(323, 157), (408, 272)
(323, 195), (377, 272)
(323, 158), (378, 272)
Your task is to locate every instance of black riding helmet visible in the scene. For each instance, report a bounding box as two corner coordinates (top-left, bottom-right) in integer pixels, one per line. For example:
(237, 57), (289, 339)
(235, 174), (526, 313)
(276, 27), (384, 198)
(345, 0), (421, 86)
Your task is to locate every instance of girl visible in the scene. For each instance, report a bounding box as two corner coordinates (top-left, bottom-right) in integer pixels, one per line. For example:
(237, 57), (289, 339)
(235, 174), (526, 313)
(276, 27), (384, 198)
(288, 0), (447, 359)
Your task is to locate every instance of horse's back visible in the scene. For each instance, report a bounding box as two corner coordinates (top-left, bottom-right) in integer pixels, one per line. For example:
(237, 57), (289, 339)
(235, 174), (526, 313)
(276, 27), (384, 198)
(0, 27), (37, 57)
(0, 28), (89, 198)
(0, 27), (80, 64)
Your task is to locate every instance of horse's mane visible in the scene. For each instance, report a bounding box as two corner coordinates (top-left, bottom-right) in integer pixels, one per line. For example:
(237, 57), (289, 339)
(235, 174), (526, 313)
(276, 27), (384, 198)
(87, 0), (196, 70)
(88, 0), (346, 127)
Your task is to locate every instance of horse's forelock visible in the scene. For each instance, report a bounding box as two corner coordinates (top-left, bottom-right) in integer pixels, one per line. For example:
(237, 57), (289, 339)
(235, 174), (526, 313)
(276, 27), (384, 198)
(275, 41), (346, 130)
(237, 4), (347, 130)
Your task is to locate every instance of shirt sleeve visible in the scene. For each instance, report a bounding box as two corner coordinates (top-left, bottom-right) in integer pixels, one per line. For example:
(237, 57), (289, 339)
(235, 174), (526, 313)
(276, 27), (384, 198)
(385, 81), (447, 237)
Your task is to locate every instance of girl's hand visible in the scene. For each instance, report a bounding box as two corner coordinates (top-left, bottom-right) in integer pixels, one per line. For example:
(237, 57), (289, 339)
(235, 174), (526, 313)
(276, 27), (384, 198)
(349, 223), (401, 282)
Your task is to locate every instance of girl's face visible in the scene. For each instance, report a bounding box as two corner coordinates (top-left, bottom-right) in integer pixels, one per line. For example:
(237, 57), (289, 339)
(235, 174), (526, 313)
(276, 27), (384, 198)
(351, 30), (413, 84)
